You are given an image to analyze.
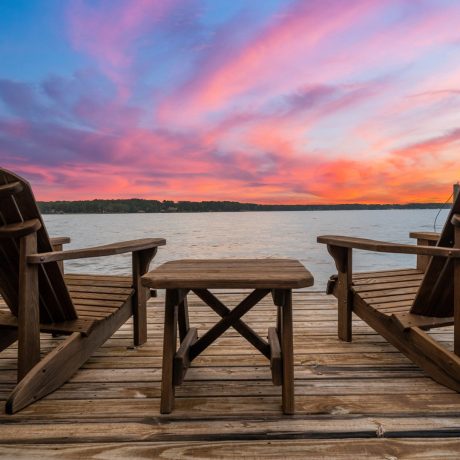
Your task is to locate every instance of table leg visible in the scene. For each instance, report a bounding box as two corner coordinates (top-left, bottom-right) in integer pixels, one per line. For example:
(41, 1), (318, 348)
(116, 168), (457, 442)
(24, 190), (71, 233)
(161, 289), (178, 414)
(178, 292), (190, 342)
(276, 305), (281, 334)
(281, 289), (295, 414)
(271, 289), (282, 334)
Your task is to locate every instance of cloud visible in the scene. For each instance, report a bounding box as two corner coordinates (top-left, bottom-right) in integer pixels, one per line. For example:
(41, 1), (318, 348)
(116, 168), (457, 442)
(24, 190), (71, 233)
(0, 79), (46, 118)
(68, 0), (180, 67)
(67, 0), (184, 98)
(2, 0), (460, 204)
(156, 0), (383, 126)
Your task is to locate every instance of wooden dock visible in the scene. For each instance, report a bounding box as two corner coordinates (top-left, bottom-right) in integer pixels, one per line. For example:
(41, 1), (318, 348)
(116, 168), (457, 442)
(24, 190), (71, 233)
(1, 291), (460, 458)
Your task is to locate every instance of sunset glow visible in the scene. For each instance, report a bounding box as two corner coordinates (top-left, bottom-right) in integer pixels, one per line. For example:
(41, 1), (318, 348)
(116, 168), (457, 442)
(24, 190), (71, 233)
(1, 0), (460, 203)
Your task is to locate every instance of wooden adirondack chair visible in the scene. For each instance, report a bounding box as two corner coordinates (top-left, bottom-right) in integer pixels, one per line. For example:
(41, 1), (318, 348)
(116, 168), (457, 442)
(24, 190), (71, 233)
(318, 194), (460, 391)
(0, 168), (166, 413)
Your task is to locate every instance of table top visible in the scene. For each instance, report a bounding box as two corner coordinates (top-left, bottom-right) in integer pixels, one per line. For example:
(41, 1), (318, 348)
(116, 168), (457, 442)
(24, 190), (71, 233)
(142, 258), (314, 289)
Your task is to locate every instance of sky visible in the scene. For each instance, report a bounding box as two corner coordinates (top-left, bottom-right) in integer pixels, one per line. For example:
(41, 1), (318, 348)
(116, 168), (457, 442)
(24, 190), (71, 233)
(1, 0), (460, 204)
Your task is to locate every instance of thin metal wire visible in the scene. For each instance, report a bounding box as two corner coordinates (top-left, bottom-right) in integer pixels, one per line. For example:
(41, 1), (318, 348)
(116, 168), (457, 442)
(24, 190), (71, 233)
(433, 191), (454, 232)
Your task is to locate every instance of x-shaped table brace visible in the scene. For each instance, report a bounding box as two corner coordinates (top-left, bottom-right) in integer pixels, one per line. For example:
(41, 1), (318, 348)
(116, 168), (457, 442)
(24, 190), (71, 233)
(160, 287), (294, 414)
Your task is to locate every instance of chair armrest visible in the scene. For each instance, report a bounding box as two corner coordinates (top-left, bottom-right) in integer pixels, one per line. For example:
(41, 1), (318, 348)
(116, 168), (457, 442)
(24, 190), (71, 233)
(0, 219), (41, 239)
(317, 235), (460, 258)
(27, 238), (166, 263)
(452, 214), (460, 227)
(409, 231), (440, 242)
(49, 236), (71, 246)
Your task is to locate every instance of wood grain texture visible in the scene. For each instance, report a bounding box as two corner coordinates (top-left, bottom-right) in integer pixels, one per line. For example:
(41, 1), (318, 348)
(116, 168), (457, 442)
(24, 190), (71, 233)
(160, 289), (178, 414)
(319, 196), (460, 396)
(0, 167), (78, 324)
(193, 288), (270, 357)
(49, 237), (71, 246)
(268, 326), (282, 385)
(156, 272), (300, 415)
(280, 289), (295, 414)
(454, 226), (460, 355)
(0, 167), (163, 414)
(17, 233), (40, 381)
(0, 219), (41, 239)
(0, 180), (22, 198)
(173, 327), (197, 385)
(393, 312), (454, 331)
(318, 235), (460, 258)
(27, 238), (166, 263)
(142, 259), (314, 289)
(327, 246), (352, 341)
(412, 192), (460, 316)
(2, 439), (460, 459)
(409, 231), (440, 241)
(1, 291), (460, 457)
(323, 265), (460, 393)
(0, 311), (96, 336)
(189, 289), (270, 359)
(132, 248), (157, 346)
(6, 300), (133, 414)
(410, 232), (438, 272)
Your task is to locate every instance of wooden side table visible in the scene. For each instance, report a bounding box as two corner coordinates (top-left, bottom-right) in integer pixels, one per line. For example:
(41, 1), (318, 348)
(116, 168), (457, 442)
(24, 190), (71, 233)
(142, 259), (314, 414)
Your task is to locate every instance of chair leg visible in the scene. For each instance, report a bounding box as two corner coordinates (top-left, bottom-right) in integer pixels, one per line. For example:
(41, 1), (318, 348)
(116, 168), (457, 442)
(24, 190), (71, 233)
(17, 233), (40, 380)
(6, 301), (132, 414)
(160, 289), (178, 414)
(178, 294), (190, 342)
(132, 248), (157, 346)
(327, 245), (353, 342)
(132, 282), (148, 347)
(454, 228), (460, 356)
(337, 270), (353, 343)
(280, 289), (295, 414)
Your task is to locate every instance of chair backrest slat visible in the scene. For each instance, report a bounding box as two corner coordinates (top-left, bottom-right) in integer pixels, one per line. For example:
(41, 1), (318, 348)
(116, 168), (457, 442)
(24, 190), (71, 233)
(0, 181), (23, 198)
(411, 193), (460, 316)
(0, 168), (77, 323)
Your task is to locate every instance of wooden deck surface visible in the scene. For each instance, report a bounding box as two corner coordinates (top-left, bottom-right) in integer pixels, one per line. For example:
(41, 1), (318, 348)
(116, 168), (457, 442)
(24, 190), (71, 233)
(1, 290), (460, 459)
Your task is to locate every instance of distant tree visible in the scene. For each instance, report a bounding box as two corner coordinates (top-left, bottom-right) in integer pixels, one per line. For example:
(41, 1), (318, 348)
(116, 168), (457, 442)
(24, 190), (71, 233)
(37, 199), (444, 214)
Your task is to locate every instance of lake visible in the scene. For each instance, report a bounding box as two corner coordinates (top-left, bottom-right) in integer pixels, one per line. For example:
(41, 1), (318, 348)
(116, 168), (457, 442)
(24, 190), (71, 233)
(43, 209), (449, 290)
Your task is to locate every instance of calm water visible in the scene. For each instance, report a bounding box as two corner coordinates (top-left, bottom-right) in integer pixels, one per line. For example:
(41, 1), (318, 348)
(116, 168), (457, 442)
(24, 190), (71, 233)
(43, 209), (449, 290)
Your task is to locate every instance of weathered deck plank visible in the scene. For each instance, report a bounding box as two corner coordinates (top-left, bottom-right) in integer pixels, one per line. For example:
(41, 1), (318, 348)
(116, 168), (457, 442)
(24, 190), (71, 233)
(0, 291), (459, 458)
(2, 439), (460, 460)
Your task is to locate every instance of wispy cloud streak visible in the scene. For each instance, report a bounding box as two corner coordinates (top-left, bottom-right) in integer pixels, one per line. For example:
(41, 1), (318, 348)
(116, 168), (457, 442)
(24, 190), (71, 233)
(1, 0), (460, 203)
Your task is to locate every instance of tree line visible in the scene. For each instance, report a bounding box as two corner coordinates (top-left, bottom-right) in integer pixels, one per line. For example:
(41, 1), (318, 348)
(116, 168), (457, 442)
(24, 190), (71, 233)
(37, 199), (446, 214)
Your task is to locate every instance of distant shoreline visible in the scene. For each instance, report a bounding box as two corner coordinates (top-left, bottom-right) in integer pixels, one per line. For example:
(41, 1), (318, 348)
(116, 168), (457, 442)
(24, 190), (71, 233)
(38, 199), (450, 214)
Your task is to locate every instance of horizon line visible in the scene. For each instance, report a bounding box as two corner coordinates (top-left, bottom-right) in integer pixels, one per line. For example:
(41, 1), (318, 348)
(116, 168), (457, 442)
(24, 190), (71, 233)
(37, 198), (452, 207)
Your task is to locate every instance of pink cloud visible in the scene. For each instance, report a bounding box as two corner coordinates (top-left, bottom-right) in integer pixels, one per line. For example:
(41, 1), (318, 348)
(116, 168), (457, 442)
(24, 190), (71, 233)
(157, 0), (460, 130)
(157, 0), (382, 125)
(4, 112), (458, 204)
(4, 1), (460, 205)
